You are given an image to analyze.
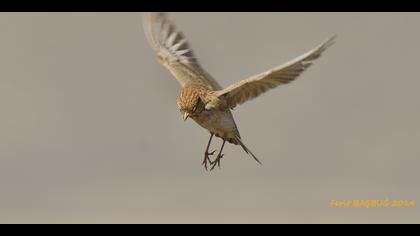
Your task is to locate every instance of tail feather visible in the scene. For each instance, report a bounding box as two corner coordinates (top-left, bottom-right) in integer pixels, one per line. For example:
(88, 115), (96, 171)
(235, 136), (262, 165)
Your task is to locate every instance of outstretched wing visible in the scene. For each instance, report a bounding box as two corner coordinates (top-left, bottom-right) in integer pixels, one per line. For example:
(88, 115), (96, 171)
(143, 12), (222, 90)
(214, 35), (336, 109)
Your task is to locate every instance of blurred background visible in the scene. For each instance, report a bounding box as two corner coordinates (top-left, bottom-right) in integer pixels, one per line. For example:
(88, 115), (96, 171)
(0, 12), (419, 223)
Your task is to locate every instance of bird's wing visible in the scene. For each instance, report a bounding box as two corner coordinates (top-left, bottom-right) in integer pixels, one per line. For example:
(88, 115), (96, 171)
(214, 35), (336, 109)
(143, 12), (222, 90)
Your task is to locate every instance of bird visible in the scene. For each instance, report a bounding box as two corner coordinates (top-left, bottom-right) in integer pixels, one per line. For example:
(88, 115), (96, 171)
(143, 13), (336, 171)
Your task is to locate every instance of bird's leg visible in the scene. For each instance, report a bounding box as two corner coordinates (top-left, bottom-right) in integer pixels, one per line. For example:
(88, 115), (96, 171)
(202, 133), (216, 170)
(210, 140), (226, 171)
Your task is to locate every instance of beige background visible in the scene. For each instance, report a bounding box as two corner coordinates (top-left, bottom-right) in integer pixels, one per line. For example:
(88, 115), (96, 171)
(0, 12), (419, 223)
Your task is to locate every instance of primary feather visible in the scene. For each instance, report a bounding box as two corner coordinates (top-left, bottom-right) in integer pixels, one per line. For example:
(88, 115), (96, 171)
(143, 13), (222, 90)
(215, 35), (337, 109)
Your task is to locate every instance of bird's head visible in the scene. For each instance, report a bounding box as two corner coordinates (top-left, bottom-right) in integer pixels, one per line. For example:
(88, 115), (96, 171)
(177, 86), (203, 121)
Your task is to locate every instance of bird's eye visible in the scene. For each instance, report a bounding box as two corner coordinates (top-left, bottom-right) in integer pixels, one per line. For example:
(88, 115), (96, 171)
(192, 106), (197, 112)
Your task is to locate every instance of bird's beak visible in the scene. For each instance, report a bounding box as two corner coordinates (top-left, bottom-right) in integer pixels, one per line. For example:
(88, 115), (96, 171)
(183, 112), (190, 121)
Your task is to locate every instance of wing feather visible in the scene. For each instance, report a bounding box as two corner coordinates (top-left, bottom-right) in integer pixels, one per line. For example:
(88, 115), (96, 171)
(215, 35), (337, 109)
(143, 12), (222, 90)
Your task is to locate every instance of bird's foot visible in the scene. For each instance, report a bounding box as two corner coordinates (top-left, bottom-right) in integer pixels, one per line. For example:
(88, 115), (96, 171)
(202, 150), (216, 171)
(210, 153), (224, 171)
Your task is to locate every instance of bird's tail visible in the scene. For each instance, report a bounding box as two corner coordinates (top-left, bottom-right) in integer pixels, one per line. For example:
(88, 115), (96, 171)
(235, 135), (262, 165)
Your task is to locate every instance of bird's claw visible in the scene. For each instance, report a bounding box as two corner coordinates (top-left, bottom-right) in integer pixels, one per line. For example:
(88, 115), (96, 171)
(210, 154), (224, 171)
(202, 150), (216, 171)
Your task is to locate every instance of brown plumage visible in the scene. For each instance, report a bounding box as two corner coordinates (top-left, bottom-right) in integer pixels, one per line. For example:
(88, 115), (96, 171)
(143, 12), (336, 170)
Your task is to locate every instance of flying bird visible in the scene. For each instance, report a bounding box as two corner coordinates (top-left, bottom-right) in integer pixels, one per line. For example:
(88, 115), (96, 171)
(143, 13), (336, 171)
